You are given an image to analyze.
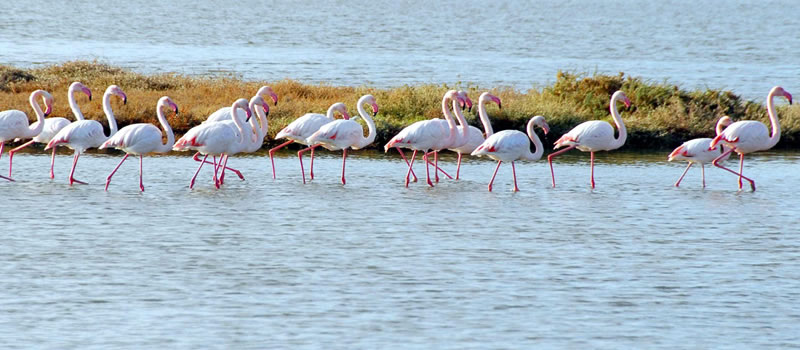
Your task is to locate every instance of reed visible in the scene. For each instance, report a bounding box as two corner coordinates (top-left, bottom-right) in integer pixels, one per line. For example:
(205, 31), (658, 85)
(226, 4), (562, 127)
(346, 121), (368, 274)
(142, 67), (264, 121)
(1, 61), (797, 150)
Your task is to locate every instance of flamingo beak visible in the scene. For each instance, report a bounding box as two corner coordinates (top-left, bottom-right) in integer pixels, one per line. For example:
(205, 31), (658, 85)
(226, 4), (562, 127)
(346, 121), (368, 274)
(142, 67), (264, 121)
(624, 98), (632, 109)
(119, 91), (128, 105)
(543, 125), (550, 135)
(263, 103), (270, 116)
(83, 87), (93, 101)
(44, 103), (52, 117)
(271, 92), (279, 106)
(372, 103), (379, 117)
(786, 92), (793, 105)
(171, 102), (179, 115)
(245, 108), (252, 122)
(492, 96), (502, 109)
(466, 98), (473, 112)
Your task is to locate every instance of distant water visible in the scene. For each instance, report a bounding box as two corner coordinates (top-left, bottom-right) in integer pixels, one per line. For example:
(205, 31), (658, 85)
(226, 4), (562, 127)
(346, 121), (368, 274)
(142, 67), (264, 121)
(1, 0), (799, 100)
(1, 150), (800, 348)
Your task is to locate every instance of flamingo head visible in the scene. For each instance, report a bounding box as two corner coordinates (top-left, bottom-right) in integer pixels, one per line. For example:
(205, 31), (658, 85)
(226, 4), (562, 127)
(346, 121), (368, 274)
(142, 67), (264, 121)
(39, 90), (55, 117)
(532, 115), (549, 134)
(457, 91), (473, 112)
(257, 86), (279, 106)
(250, 95), (270, 117)
(106, 85), (127, 105)
(360, 94), (379, 116)
(71, 81), (92, 101)
(616, 91), (632, 109)
(773, 86), (792, 105)
(233, 98), (252, 122)
(717, 115), (732, 128)
(159, 96), (179, 115)
(480, 92), (502, 110)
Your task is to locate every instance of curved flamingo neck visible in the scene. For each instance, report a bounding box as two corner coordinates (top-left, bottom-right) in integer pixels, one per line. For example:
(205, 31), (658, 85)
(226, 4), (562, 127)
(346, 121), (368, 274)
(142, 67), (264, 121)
(68, 85), (86, 121)
(231, 101), (248, 144)
(525, 118), (544, 161)
(451, 98), (470, 147)
(101, 91), (120, 137)
(715, 119), (728, 136)
(477, 95), (495, 138)
(609, 92), (627, 149)
(156, 101), (175, 153)
(326, 103), (348, 120)
(765, 88), (782, 148)
(24, 90), (47, 137)
(355, 97), (377, 149)
(247, 99), (262, 144)
(441, 92), (457, 148)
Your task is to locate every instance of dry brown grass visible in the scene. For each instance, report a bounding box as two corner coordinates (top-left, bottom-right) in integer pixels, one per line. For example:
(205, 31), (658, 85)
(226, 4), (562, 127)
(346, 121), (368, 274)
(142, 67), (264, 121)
(1, 61), (798, 150)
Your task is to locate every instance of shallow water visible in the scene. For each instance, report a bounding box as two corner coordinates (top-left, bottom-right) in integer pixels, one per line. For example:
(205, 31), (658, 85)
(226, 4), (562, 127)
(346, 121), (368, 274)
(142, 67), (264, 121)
(1, 149), (799, 348)
(2, 0), (799, 99)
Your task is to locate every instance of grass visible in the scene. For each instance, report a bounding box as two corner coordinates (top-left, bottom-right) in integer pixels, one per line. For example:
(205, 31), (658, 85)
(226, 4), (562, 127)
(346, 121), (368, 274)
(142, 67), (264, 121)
(1, 61), (798, 150)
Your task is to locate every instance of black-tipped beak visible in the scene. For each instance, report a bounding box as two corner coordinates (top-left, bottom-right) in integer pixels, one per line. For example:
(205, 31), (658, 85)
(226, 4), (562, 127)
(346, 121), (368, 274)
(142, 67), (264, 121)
(88, 95), (92, 101)
(498, 103), (503, 109)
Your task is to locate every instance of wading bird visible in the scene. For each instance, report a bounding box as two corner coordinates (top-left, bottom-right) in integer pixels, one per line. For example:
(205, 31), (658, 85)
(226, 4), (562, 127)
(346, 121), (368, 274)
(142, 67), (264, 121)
(667, 116), (732, 187)
(0, 90), (54, 181)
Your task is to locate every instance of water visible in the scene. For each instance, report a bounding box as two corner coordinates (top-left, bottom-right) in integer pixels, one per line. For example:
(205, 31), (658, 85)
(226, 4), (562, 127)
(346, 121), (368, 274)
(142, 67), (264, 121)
(1, 149), (799, 348)
(2, 0), (799, 99)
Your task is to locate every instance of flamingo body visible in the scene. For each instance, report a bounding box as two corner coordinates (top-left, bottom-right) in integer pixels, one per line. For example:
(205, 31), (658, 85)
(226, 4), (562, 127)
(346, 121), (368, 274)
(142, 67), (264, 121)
(554, 120), (619, 152)
(47, 120), (109, 153)
(714, 121), (772, 154)
(472, 130), (533, 162)
(0, 110), (36, 142)
(102, 124), (165, 155)
(275, 113), (332, 145)
(307, 119), (365, 151)
(669, 138), (730, 164)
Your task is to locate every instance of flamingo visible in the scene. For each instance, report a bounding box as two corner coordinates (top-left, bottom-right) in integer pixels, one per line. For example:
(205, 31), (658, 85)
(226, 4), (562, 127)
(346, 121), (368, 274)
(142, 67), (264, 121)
(194, 86), (278, 178)
(708, 86), (792, 191)
(667, 116), (733, 187)
(45, 85), (126, 185)
(384, 90), (465, 187)
(8, 81), (91, 179)
(304, 94), (378, 184)
(447, 92), (500, 179)
(216, 95), (270, 184)
(0, 90), (54, 181)
(172, 98), (252, 189)
(99, 96), (179, 191)
(548, 90), (632, 189)
(269, 102), (350, 180)
(471, 115), (549, 192)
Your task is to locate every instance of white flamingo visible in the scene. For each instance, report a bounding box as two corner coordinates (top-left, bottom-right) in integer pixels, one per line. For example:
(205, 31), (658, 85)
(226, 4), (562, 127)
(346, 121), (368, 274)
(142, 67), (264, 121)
(384, 90), (465, 187)
(8, 81), (91, 179)
(215, 95), (270, 184)
(0, 90), (54, 181)
(99, 96), (179, 191)
(708, 86), (792, 191)
(471, 115), (549, 192)
(172, 98), (252, 189)
(45, 85), (126, 185)
(547, 90), (632, 188)
(667, 116), (733, 187)
(447, 92), (500, 179)
(304, 94), (378, 184)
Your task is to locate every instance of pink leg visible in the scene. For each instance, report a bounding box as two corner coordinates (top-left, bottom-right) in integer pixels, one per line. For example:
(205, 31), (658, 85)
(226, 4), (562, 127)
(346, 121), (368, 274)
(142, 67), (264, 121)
(589, 152), (596, 188)
(405, 150), (418, 187)
(211, 156), (223, 189)
(193, 152), (243, 180)
(68, 151), (86, 185)
(189, 154), (208, 189)
(0, 143), (12, 182)
(547, 145), (576, 187)
(712, 148), (756, 191)
(455, 152), (463, 180)
(701, 163), (706, 188)
(674, 162), (692, 187)
(139, 155), (144, 192)
(297, 146), (313, 184)
(511, 161), (519, 192)
(104, 153), (130, 191)
(49, 148), (57, 179)
(268, 140), (293, 179)
(423, 151), (433, 187)
(434, 151), (440, 182)
(310, 145), (318, 180)
(341, 149), (347, 185)
(219, 154), (228, 185)
(396, 147), (418, 182)
(424, 151), (453, 179)
(8, 139), (35, 178)
(488, 161), (502, 192)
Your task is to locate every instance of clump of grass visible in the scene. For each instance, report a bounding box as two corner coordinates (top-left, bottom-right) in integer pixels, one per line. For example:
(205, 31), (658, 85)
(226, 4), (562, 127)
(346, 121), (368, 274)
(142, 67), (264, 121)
(0, 61), (797, 150)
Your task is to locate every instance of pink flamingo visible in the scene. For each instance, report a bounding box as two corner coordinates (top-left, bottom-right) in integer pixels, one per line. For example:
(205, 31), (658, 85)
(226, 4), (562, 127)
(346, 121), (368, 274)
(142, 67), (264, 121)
(0, 90), (54, 181)
(99, 96), (179, 191)
(172, 98), (252, 189)
(548, 90), (632, 189)
(216, 95), (270, 184)
(471, 116), (549, 192)
(45, 85), (125, 185)
(447, 92), (500, 179)
(193, 86), (278, 178)
(384, 90), (465, 187)
(708, 86), (792, 191)
(269, 102), (350, 180)
(667, 116), (733, 187)
(304, 94), (378, 184)
(8, 82), (91, 179)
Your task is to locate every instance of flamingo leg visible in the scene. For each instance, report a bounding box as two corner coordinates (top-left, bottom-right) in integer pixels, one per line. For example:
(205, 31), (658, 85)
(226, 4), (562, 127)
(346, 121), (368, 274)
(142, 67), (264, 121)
(49, 148), (57, 179)
(455, 152), (463, 180)
(0, 143), (13, 182)
(547, 145), (576, 187)
(424, 151), (453, 179)
(423, 151), (433, 187)
(212, 156), (223, 189)
(434, 151), (440, 182)
(674, 162), (692, 187)
(511, 161), (519, 192)
(68, 151), (86, 185)
(488, 161), (502, 192)
(590, 151), (596, 188)
(268, 140), (293, 179)
(139, 155), (144, 192)
(104, 153), (130, 191)
(8, 139), (35, 178)
(309, 145), (321, 180)
(297, 146), (316, 184)
(712, 148), (756, 191)
(219, 154), (228, 185)
(341, 148), (347, 185)
(405, 150), (418, 187)
(396, 147), (418, 182)
(189, 154), (208, 189)
(193, 152), (243, 180)
(701, 163), (706, 188)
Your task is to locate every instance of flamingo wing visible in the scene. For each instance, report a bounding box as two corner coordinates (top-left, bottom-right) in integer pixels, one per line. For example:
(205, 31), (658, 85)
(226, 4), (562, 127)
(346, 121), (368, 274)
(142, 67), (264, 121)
(276, 113), (329, 141)
(0, 110), (29, 140)
(472, 130), (527, 161)
(101, 124), (162, 154)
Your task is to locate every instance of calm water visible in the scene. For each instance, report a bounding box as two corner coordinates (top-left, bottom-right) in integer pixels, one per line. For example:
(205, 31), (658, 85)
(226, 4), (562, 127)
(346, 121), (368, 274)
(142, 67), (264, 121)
(2, 0), (799, 99)
(1, 149), (799, 348)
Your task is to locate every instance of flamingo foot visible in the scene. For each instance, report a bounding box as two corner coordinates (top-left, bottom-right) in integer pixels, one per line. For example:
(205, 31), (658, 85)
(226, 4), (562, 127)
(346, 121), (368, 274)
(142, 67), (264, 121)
(70, 178), (87, 185)
(0, 174), (15, 182)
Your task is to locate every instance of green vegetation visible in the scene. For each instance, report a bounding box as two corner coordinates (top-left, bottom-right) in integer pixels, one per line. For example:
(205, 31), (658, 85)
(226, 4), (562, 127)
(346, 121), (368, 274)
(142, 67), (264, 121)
(2, 61), (798, 150)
